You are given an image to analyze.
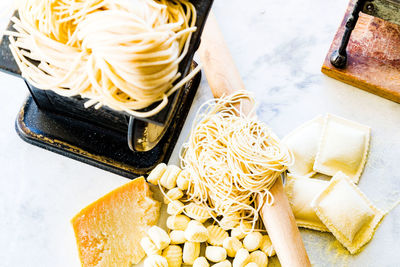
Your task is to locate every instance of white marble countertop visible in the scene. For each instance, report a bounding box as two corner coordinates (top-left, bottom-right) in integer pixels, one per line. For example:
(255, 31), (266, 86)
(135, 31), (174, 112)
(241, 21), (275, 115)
(1, 0), (399, 266)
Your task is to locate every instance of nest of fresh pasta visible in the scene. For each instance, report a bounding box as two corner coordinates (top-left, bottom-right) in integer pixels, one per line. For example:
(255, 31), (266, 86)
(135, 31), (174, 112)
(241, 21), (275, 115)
(7, 0), (200, 118)
(178, 92), (293, 229)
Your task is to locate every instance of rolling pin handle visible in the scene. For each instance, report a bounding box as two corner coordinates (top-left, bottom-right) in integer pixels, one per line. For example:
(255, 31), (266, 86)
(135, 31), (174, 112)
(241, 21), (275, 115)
(199, 11), (311, 267)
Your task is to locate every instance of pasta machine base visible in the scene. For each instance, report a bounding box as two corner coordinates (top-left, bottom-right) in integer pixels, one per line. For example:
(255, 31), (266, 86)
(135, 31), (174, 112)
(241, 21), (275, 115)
(322, 0), (400, 103)
(14, 70), (201, 179)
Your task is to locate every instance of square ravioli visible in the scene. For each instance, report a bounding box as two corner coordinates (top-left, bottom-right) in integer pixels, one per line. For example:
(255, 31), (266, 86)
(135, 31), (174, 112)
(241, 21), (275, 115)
(311, 172), (384, 254)
(313, 114), (370, 183)
(283, 115), (324, 177)
(285, 174), (329, 231)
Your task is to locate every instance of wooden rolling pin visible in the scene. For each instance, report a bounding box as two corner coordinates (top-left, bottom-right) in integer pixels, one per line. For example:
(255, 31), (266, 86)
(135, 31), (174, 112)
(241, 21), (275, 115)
(198, 12), (311, 267)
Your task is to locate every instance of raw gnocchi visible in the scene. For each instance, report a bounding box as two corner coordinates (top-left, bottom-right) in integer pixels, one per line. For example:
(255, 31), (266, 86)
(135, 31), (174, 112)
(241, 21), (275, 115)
(143, 254), (168, 267)
(231, 222), (252, 240)
(169, 230), (186, 244)
(219, 214), (240, 230)
(162, 245), (182, 267)
(249, 250), (268, 267)
(185, 220), (209, 242)
(212, 260), (232, 267)
(193, 256), (210, 267)
(205, 246), (227, 262)
(260, 235), (275, 257)
(160, 164), (181, 189)
(185, 203), (211, 223)
(147, 226), (170, 250)
(164, 188), (184, 204)
(233, 248), (250, 267)
(167, 200), (185, 215)
(223, 236), (242, 257)
(147, 163), (167, 185)
(176, 169), (190, 190)
(207, 225), (229, 246)
(140, 236), (161, 256)
(243, 232), (263, 252)
(167, 214), (191, 231)
(183, 241), (201, 265)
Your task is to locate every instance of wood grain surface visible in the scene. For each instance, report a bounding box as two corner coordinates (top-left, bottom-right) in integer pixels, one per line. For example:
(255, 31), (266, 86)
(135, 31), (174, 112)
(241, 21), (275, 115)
(322, 0), (400, 103)
(199, 12), (311, 267)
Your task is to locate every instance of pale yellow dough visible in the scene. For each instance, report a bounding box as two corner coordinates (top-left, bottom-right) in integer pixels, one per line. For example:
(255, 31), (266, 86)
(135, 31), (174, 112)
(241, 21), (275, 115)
(311, 172), (384, 254)
(313, 114), (370, 183)
(284, 174), (329, 231)
(283, 115), (324, 177)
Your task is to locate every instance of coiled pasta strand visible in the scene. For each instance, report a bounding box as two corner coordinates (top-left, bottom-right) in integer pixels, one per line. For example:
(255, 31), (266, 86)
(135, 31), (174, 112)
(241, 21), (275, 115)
(7, 0), (199, 117)
(180, 91), (293, 229)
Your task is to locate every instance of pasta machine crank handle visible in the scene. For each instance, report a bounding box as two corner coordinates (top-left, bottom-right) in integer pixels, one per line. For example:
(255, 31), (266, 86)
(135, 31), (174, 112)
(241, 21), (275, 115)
(330, 0), (366, 68)
(198, 11), (311, 267)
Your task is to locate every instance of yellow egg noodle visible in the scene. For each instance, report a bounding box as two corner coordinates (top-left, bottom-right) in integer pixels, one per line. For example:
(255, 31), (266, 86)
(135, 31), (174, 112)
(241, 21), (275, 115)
(7, 0), (200, 117)
(178, 91), (294, 229)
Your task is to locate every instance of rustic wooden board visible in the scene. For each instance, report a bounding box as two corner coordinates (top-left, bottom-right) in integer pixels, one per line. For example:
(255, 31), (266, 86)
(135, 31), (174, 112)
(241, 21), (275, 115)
(322, 0), (400, 103)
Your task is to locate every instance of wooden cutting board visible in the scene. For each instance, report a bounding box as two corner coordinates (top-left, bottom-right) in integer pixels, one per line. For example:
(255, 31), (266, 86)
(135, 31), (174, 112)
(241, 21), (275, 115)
(322, 0), (400, 103)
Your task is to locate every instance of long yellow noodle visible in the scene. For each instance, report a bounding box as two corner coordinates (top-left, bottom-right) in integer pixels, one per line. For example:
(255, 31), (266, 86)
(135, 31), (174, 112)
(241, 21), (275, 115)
(7, 0), (199, 117)
(180, 91), (294, 229)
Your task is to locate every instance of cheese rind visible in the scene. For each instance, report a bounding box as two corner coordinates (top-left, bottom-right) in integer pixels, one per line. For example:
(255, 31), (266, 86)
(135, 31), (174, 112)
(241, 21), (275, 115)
(71, 177), (160, 267)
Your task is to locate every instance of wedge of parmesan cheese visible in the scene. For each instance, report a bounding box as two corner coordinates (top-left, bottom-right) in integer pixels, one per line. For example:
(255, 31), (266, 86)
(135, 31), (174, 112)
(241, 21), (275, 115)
(71, 177), (161, 267)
